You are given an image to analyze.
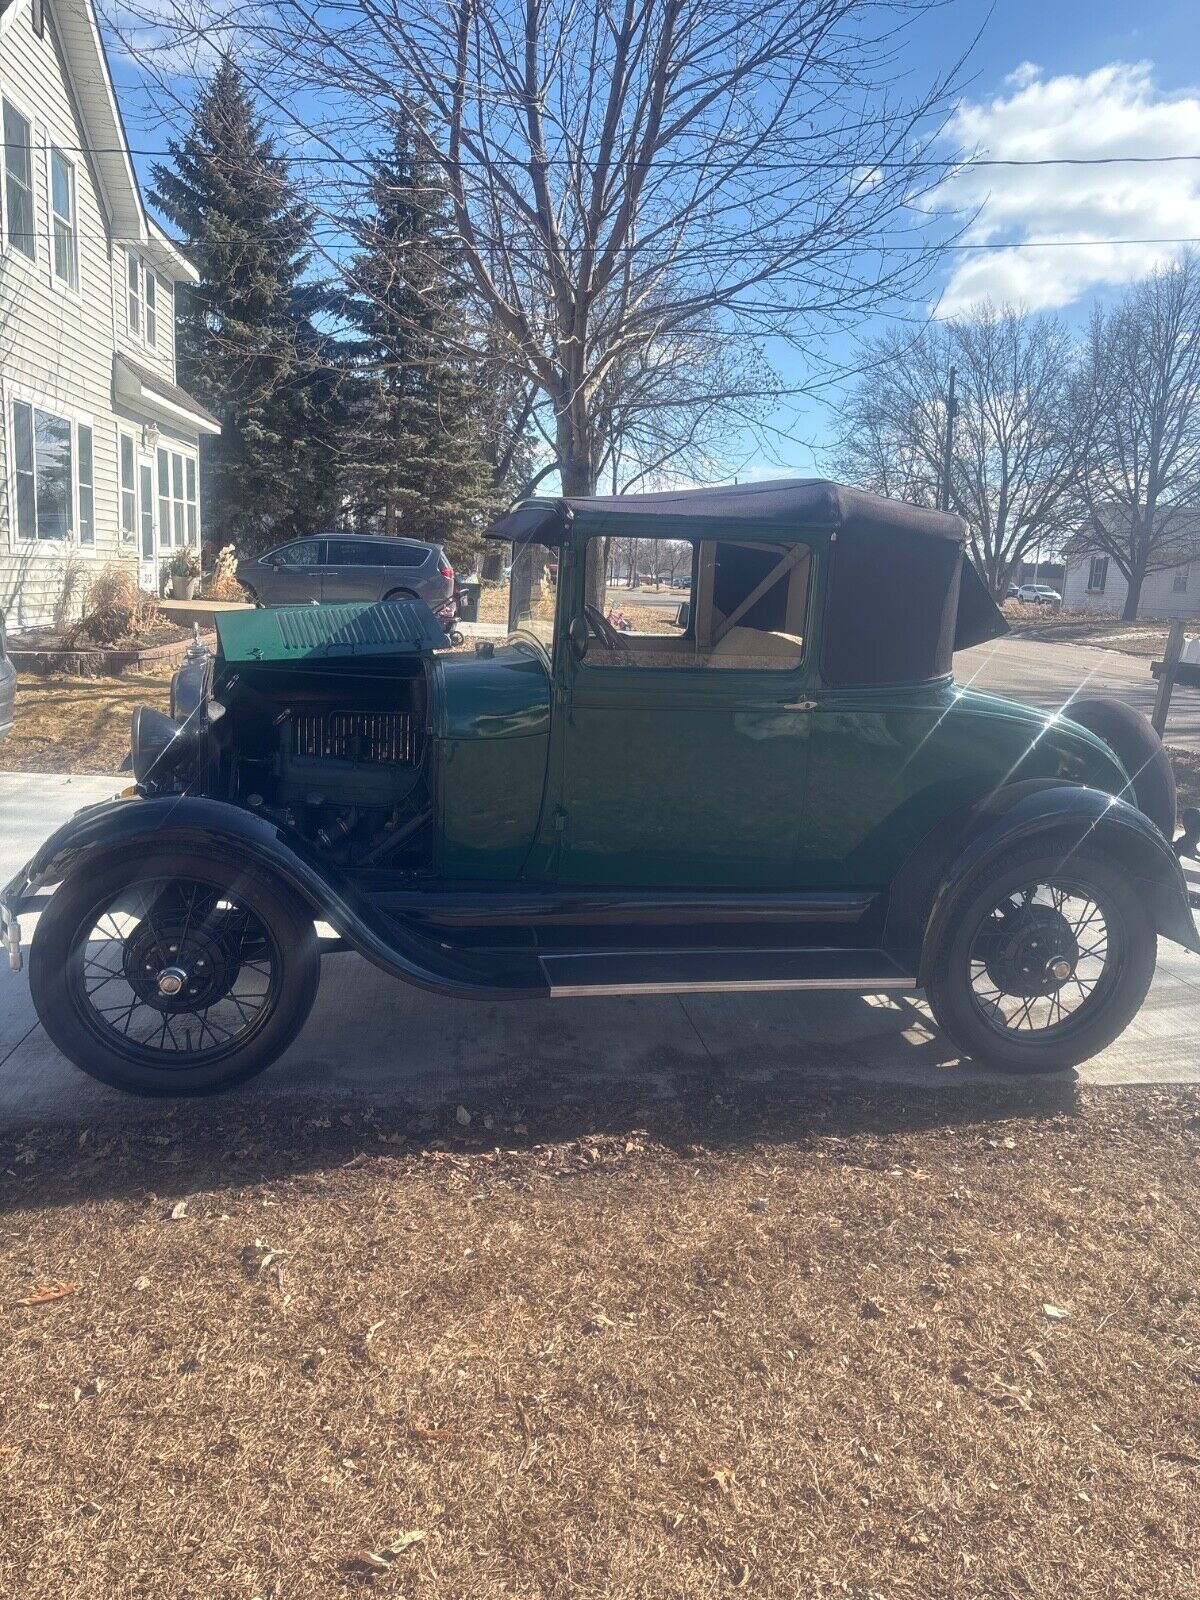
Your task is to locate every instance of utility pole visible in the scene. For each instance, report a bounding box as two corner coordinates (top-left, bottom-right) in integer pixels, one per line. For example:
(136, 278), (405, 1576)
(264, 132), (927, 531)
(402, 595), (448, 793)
(938, 366), (958, 514)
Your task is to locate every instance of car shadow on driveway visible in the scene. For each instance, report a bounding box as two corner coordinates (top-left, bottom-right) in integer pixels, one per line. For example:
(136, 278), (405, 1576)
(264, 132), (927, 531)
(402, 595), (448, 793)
(0, 974), (1089, 1216)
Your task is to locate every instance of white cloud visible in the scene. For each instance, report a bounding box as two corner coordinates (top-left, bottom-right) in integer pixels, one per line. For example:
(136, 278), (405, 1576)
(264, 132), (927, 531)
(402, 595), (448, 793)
(933, 63), (1200, 315)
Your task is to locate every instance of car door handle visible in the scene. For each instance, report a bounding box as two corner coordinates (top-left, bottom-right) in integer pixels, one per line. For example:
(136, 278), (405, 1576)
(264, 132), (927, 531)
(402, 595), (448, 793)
(783, 699), (818, 711)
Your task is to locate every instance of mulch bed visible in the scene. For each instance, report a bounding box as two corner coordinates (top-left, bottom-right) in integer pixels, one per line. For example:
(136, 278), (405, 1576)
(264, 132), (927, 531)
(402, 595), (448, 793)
(0, 1081), (1197, 1599)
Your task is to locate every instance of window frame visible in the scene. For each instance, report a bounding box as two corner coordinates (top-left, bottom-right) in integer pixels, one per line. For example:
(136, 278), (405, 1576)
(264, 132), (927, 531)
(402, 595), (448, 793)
(76, 420), (94, 546)
(48, 143), (79, 294)
(7, 393), (80, 545)
(156, 444), (198, 549)
(1173, 563), (1189, 594)
(125, 250), (160, 350)
(1, 92), (38, 267)
(1087, 556), (1108, 594)
(576, 532), (812, 675)
(119, 429), (138, 540)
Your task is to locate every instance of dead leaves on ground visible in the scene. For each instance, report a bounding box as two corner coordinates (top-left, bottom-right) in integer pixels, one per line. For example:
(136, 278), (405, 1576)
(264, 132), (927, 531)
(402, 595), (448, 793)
(12, 1280), (77, 1307)
(347, 1529), (426, 1575)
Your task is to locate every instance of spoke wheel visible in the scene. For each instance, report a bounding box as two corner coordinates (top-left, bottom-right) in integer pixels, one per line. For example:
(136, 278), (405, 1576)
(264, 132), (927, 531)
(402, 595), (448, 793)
(77, 878), (280, 1067)
(30, 852), (320, 1096)
(967, 879), (1120, 1040)
(927, 845), (1156, 1074)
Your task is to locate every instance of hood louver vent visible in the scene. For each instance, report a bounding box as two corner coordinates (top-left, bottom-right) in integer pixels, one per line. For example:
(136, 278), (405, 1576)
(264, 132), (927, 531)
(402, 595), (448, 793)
(216, 600), (446, 663)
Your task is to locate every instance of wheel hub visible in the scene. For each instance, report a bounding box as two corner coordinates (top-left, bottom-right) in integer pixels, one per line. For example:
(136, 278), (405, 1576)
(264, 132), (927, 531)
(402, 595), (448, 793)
(983, 903), (1079, 998)
(122, 915), (242, 1014)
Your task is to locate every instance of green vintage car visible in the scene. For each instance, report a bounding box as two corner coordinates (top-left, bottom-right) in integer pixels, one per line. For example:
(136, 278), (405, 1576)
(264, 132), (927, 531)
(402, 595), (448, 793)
(4, 481), (1198, 1094)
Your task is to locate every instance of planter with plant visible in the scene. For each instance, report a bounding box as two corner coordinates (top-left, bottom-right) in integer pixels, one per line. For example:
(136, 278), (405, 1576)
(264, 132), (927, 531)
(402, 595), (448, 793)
(169, 547), (202, 600)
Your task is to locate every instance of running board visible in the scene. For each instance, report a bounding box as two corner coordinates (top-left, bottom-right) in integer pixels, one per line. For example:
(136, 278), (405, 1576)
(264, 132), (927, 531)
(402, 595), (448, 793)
(540, 948), (917, 998)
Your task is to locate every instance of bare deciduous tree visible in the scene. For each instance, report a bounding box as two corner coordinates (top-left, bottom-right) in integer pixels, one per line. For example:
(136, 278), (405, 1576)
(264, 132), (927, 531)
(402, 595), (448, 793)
(835, 304), (1077, 596)
(115, 0), (963, 499)
(1066, 251), (1200, 621)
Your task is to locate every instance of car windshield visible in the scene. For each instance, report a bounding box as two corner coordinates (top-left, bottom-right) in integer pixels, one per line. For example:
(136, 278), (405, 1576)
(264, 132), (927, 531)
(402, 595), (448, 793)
(507, 540), (559, 649)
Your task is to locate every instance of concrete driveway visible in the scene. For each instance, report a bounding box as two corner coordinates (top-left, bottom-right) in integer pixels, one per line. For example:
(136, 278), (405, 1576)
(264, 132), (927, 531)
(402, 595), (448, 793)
(3, 731), (1198, 1129)
(958, 632), (1200, 750)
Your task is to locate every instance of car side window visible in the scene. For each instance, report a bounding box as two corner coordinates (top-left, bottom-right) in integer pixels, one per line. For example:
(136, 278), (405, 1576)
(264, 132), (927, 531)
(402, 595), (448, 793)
(327, 540), (374, 565)
(383, 544), (426, 568)
(580, 535), (810, 670)
(277, 540), (323, 566)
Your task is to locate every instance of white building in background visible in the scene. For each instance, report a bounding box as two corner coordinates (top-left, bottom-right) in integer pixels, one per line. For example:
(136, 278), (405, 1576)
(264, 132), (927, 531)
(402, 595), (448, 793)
(0, 0), (219, 628)
(1061, 510), (1200, 620)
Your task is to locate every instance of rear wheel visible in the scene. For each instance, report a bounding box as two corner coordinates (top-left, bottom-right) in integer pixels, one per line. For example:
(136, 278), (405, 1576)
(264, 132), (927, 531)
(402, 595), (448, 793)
(927, 845), (1155, 1073)
(383, 588), (417, 603)
(29, 851), (320, 1096)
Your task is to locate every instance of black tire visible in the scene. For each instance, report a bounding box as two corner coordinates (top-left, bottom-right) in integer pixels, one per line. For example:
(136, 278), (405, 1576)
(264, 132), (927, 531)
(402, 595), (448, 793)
(926, 843), (1156, 1074)
(383, 588), (417, 603)
(29, 850), (320, 1096)
(1066, 696), (1176, 838)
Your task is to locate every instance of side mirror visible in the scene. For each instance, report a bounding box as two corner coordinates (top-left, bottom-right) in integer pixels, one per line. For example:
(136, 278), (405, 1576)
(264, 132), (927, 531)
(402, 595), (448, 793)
(270, 557), (284, 569)
(568, 614), (590, 661)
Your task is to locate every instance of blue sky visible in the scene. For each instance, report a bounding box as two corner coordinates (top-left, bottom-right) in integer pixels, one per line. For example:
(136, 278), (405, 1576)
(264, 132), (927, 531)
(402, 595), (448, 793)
(108, 0), (1200, 481)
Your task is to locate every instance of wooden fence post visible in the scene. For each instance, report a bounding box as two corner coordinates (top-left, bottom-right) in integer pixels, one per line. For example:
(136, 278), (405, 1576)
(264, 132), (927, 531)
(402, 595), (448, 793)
(1152, 618), (1187, 738)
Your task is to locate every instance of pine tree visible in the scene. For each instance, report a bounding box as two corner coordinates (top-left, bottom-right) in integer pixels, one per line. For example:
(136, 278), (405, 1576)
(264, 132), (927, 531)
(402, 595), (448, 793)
(150, 59), (338, 552)
(339, 113), (494, 569)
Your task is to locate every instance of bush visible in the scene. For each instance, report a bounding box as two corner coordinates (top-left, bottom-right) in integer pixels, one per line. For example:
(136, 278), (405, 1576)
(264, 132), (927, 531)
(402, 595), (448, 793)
(205, 543), (248, 601)
(66, 563), (160, 646)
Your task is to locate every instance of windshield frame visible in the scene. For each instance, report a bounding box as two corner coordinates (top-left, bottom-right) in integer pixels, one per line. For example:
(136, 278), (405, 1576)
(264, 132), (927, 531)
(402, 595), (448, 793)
(506, 538), (561, 661)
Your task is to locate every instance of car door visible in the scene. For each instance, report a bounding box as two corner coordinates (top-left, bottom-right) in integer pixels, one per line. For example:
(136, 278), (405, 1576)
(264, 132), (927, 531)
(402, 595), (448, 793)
(324, 539), (382, 602)
(259, 540), (326, 605)
(553, 532), (814, 889)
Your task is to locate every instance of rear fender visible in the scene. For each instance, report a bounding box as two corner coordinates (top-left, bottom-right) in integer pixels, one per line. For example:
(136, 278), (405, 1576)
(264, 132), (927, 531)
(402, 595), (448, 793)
(6, 795), (546, 1000)
(909, 785), (1200, 984)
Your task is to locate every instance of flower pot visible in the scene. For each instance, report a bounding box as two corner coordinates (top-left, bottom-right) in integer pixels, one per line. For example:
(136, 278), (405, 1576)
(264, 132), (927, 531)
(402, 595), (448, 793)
(172, 576), (198, 601)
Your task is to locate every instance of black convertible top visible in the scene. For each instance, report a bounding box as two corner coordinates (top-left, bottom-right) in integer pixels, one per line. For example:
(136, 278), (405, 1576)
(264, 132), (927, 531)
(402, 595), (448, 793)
(485, 478), (968, 546)
(486, 477), (1007, 673)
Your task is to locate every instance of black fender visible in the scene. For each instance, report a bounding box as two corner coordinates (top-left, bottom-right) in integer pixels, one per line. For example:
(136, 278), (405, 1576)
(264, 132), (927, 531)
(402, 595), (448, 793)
(905, 784), (1200, 985)
(6, 795), (547, 1000)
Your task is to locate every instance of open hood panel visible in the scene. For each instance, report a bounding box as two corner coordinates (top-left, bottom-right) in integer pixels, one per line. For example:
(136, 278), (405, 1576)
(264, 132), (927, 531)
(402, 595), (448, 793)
(216, 601), (446, 664)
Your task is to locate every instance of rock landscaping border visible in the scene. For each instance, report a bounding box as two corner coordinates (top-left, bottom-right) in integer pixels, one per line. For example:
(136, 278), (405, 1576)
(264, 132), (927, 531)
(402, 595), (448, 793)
(9, 632), (214, 678)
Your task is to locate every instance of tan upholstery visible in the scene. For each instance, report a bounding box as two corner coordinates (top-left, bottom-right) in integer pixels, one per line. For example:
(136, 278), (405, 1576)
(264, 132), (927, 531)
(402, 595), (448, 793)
(709, 626), (804, 667)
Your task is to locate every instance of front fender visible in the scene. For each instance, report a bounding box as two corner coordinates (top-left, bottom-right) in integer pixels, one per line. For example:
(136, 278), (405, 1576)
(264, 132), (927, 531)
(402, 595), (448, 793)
(915, 786), (1200, 984)
(3, 795), (546, 1000)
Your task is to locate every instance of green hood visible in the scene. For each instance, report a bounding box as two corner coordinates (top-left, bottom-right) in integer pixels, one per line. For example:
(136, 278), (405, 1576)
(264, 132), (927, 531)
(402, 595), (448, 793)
(216, 601), (445, 664)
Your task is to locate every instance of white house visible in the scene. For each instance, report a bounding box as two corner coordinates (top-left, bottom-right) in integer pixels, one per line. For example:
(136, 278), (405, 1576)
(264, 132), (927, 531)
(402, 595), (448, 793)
(0, 0), (218, 628)
(1061, 510), (1200, 620)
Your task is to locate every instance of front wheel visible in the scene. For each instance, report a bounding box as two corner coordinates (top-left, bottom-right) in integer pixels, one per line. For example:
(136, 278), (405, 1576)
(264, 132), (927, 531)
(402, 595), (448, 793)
(926, 845), (1156, 1074)
(29, 851), (320, 1096)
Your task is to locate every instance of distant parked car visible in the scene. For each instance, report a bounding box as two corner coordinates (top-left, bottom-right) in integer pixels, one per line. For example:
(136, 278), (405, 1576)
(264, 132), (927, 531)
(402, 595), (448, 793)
(1006, 583), (1021, 600)
(0, 610), (14, 745)
(1017, 583), (1061, 607)
(236, 535), (454, 610)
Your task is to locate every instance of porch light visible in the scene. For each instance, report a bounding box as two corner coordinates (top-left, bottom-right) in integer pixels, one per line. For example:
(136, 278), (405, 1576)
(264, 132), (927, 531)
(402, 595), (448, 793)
(142, 422), (160, 452)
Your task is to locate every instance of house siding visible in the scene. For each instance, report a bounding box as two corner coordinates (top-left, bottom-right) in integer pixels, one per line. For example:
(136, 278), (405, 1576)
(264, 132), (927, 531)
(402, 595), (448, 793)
(0, 0), (203, 628)
(1061, 557), (1200, 620)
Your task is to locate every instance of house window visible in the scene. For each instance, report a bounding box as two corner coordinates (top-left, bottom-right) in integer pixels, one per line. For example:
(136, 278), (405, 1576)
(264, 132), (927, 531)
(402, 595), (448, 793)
(11, 400), (73, 540)
(2, 99), (36, 261)
(119, 432), (137, 537)
(126, 252), (159, 347)
(77, 423), (94, 545)
(1087, 556), (1108, 594)
(157, 446), (195, 547)
(1173, 564), (1189, 594)
(139, 462), (154, 559)
(50, 148), (78, 289)
(127, 250), (142, 337)
(145, 269), (157, 346)
(185, 456), (198, 542)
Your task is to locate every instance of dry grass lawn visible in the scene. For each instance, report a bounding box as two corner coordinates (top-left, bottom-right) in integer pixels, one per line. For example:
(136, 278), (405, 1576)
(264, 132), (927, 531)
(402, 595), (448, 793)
(0, 670), (173, 775)
(1, 1082), (1197, 1599)
(1001, 608), (1178, 659)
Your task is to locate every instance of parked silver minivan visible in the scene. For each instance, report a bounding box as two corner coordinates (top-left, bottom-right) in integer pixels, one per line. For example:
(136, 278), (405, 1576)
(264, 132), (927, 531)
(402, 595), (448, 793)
(237, 535), (454, 608)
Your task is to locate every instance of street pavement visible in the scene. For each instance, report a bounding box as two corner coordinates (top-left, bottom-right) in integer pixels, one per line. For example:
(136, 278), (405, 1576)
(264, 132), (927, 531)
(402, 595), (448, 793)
(2, 635), (1199, 1128)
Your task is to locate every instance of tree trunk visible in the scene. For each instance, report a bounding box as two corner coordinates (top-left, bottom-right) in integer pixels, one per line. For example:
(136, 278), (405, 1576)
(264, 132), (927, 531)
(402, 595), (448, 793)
(1122, 568), (1144, 622)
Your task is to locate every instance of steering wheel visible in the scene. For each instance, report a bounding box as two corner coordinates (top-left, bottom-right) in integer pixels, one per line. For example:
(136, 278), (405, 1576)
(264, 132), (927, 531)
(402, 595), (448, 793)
(583, 603), (621, 650)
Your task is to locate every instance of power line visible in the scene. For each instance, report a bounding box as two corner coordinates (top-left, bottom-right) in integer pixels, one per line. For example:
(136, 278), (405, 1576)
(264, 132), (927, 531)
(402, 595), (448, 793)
(9, 141), (1200, 171)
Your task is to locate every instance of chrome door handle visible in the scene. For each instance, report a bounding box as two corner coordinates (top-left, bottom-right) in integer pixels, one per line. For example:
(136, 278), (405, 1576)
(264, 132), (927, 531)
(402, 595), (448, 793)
(783, 699), (818, 711)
